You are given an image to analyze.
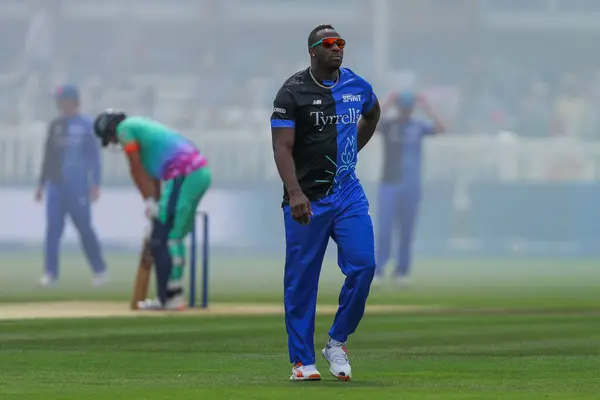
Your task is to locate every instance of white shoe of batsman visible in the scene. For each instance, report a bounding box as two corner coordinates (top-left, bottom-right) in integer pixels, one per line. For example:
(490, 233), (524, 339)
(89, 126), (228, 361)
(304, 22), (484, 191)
(322, 342), (352, 381)
(165, 295), (186, 310)
(136, 298), (164, 310)
(137, 295), (186, 311)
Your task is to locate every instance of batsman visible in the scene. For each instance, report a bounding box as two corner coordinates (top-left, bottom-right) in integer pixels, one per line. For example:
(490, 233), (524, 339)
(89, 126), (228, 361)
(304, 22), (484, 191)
(93, 110), (211, 310)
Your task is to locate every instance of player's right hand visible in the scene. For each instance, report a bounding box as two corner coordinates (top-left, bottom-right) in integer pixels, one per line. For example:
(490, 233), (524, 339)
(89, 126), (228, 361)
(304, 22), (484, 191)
(289, 191), (313, 225)
(144, 198), (159, 220)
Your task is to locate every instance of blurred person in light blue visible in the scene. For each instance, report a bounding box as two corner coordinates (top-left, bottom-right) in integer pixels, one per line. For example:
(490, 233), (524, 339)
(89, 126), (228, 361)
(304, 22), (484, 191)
(36, 84), (107, 288)
(374, 90), (446, 285)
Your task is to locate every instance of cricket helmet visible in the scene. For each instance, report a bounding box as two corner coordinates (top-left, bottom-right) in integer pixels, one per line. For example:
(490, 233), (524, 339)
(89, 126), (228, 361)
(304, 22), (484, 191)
(94, 109), (127, 147)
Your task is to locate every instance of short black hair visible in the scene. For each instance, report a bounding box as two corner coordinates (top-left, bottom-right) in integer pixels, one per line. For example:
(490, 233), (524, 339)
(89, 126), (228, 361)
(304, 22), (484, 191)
(308, 24), (335, 47)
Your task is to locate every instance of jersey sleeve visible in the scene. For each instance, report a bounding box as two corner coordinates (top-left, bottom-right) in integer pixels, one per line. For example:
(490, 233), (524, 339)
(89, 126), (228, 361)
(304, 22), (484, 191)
(362, 80), (378, 114)
(270, 87), (296, 128)
(115, 120), (139, 153)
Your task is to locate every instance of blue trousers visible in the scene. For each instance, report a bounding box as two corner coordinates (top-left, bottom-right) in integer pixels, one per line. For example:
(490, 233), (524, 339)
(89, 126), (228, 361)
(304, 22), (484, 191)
(375, 183), (420, 278)
(283, 181), (376, 366)
(44, 182), (106, 279)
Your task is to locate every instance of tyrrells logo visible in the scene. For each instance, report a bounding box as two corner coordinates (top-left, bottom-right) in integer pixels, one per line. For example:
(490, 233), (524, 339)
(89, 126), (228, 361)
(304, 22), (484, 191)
(310, 108), (362, 132)
(342, 94), (361, 103)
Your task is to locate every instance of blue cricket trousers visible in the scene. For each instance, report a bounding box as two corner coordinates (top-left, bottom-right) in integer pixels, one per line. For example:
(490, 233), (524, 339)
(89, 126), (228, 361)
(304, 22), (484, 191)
(283, 180), (376, 366)
(45, 181), (105, 279)
(375, 183), (421, 278)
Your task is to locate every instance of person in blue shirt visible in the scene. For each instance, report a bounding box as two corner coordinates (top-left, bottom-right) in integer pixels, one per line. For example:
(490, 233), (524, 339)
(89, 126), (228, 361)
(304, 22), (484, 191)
(374, 90), (446, 285)
(35, 84), (107, 287)
(271, 24), (381, 381)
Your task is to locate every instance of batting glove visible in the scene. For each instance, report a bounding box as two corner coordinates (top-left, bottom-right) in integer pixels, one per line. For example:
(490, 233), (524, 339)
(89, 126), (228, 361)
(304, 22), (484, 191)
(144, 198), (159, 220)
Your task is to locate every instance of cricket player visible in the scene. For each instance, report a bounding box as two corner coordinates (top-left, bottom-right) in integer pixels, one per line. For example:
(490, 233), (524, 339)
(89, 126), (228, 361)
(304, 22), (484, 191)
(374, 91), (446, 284)
(93, 110), (211, 310)
(271, 24), (381, 381)
(36, 84), (107, 287)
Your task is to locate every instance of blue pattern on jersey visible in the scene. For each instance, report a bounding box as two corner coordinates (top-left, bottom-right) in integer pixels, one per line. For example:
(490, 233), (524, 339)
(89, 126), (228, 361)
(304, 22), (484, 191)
(323, 68), (376, 193)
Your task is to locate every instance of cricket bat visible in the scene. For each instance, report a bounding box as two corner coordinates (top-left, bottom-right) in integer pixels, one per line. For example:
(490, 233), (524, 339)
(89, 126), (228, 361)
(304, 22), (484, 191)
(130, 238), (153, 310)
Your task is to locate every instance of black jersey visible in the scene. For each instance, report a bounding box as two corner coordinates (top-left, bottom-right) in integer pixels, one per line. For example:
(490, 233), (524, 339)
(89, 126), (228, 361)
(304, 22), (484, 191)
(270, 67), (377, 204)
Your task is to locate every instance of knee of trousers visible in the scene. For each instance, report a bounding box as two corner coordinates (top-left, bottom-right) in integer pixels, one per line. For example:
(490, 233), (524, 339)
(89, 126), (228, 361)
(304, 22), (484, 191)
(150, 220), (169, 241)
(149, 237), (167, 253)
(347, 250), (376, 274)
(149, 225), (169, 252)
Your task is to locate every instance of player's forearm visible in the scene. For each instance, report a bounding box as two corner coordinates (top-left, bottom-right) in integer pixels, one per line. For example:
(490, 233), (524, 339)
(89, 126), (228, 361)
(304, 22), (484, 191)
(89, 159), (101, 187)
(38, 165), (48, 187)
(422, 103), (446, 133)
(152, 179), (161, 199)
(273, 146), (302, 195)
(130, 167), (157, 200)
(39, 156), (49, 186)
(38, 136), (52, 186)
(89, 142), (102, 186)
(357, 118), (378, 152)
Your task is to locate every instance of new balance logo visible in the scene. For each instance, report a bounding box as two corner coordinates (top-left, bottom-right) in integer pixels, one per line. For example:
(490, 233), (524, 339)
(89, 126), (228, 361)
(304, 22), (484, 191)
(342, 94), (361, 103)
(313, 100), (322, 105)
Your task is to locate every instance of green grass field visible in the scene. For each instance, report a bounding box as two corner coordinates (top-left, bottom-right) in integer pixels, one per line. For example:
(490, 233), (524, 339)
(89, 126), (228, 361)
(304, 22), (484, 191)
(1, 251), (600, 399)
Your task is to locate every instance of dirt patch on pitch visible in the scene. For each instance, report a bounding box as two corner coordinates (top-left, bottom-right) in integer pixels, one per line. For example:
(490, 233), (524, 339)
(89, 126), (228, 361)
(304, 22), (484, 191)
(0, 301), (441, 321)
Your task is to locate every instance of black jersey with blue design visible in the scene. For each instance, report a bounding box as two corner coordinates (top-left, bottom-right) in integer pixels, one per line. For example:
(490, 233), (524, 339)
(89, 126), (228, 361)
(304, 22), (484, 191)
(271, 67), (377, 204)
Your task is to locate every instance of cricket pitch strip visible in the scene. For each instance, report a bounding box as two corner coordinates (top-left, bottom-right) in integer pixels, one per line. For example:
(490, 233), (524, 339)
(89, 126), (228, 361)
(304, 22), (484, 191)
(0, 301), (442, 321)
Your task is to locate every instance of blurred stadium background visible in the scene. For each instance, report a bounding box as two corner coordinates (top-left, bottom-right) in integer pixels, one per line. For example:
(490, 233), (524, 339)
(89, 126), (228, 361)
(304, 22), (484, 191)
(2, 2), (600, 398)
(1, 0), (600, 302)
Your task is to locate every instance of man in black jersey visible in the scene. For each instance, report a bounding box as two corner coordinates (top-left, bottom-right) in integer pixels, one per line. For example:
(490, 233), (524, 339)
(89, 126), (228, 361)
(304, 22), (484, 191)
(270, 24), (381, 382)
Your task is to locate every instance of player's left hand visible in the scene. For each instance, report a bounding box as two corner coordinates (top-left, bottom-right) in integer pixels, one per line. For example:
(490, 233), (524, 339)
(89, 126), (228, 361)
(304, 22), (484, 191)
(144, 198), (159, 220)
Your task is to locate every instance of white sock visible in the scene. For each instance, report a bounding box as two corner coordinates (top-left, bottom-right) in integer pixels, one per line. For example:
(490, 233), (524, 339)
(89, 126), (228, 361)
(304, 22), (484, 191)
(328, 337), (345, 347)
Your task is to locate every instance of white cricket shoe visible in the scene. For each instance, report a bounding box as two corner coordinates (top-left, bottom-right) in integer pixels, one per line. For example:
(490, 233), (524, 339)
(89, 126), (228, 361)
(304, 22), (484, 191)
(136, 296), (186, 311)
(136, 298), (163, 310)
(289, 362), (321, 381)
(92, 271), (110, 287)
(39, 273), (57, 288)
(322, 340), (352, 381)
(166, 294), (186, 310)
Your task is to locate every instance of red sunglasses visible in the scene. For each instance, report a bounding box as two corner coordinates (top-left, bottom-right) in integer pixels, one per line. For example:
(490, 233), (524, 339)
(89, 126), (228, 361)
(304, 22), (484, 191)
(310, 37), (346, 49)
